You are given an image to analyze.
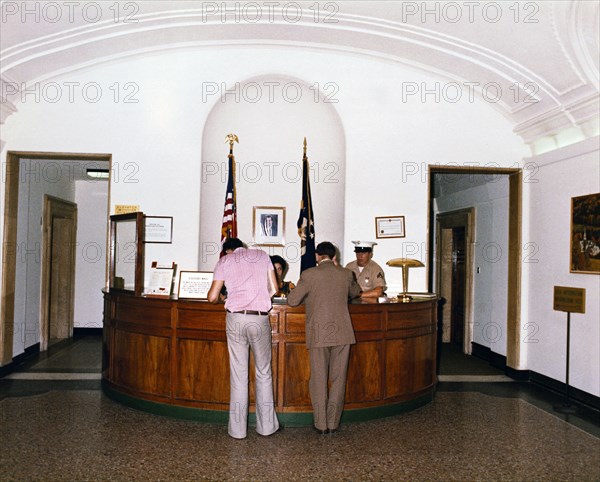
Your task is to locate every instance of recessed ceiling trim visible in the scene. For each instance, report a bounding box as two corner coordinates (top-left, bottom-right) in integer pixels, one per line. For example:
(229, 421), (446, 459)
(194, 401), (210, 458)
(15, 39), (536, 124)
(2, 10), (560, 103)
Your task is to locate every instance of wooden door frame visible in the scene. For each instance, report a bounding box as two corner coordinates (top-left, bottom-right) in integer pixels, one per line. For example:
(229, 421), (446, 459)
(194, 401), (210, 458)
(1, 151), (111, 363)
(428, 166), (522, 368)
(41, 195), (78, 351)
(436, 208), (475, 354)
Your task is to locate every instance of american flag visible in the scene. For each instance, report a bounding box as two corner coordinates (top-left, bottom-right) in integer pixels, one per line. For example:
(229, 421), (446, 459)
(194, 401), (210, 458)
(297, 139), (316, 272)
(221, 151), (237, 246)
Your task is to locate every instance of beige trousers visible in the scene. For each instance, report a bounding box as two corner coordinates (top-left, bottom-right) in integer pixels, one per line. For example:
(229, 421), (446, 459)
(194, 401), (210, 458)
(308, 344), (351, 431)
(226, 312), (279, 439)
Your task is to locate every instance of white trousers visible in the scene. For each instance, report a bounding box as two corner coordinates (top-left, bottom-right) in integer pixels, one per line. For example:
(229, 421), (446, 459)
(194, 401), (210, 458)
(226, 312), (279, 439)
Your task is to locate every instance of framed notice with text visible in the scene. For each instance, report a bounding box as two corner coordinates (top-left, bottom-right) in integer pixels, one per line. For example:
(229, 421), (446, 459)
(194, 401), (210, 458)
(178, 271), (214, 299)
(145, 216), (173, 244)
(144, 262), (175, 298)
(253, 206), (286, 246)
(375, 216), (405, 239)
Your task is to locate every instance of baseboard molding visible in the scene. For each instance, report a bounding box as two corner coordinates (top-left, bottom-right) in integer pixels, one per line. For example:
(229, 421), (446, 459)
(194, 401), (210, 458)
(471, 342), (507, 371)
(530, 371), (600, 412)
(471, 342), (599, 411)
(0, 342), (40, 378)
(471, 342), (530, 378)
(73, 327), (103, 337)
(505, 366), (530, 381)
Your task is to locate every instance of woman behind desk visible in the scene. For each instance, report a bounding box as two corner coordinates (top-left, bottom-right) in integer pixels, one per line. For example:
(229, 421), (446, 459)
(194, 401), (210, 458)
(270, 255), (296, 297)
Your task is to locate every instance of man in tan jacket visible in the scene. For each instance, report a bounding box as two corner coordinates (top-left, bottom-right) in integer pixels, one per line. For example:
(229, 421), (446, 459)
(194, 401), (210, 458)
(287, 241), (361, 434)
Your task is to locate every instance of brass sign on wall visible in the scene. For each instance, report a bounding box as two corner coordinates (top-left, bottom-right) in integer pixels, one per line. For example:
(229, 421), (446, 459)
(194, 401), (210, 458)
(114, 204), (140, 214)
(553, 286), (586, 314)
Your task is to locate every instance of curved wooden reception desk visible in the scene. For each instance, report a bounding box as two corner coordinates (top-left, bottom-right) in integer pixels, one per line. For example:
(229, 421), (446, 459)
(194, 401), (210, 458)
(102, 292), (438, 425)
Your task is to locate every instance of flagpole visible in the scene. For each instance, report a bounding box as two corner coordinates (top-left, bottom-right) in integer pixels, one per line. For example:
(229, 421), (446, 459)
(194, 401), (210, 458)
(222, 133), (238, 243)
(303, 137), (312, 240)
(298, 137), (316, 272)
(226, 133), (238, 232)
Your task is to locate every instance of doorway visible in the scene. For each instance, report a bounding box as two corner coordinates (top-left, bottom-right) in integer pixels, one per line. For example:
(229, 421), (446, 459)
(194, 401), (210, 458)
(1, 151), (111, 364)
(429, 166), (522, 372)
(437, 209), (474, 355)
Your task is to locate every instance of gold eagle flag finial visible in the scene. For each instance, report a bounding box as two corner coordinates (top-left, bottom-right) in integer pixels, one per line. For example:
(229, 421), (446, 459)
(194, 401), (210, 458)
(225, 133), (239, 151)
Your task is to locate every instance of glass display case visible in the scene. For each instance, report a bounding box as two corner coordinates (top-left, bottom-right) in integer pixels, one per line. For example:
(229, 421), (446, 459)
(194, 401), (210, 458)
(109, 212), (145, 296)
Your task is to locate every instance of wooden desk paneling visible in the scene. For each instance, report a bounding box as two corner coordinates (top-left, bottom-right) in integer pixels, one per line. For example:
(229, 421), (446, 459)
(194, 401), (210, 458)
(103, 293), (438, 418)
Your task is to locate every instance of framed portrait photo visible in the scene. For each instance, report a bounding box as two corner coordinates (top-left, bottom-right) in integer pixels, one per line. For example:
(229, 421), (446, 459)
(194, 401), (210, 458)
(570, 192), (600, 274)
(375, 216), (406, 239)
(253, 206), (285, 246)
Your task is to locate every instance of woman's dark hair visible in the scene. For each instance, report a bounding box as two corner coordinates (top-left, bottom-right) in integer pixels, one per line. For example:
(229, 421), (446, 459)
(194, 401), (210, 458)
(270, 255), (288, 273)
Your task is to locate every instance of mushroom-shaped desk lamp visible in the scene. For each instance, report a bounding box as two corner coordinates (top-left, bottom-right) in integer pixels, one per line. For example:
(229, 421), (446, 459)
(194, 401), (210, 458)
(386, 258), (425, 302)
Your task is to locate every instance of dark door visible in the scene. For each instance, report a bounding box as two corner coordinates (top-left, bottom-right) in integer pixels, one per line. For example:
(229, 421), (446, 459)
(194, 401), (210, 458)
(451, 227), (466, 346)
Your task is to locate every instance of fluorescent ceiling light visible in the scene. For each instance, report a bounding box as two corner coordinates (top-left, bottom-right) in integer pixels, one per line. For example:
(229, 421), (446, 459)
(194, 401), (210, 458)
(86, 168), (109, 179)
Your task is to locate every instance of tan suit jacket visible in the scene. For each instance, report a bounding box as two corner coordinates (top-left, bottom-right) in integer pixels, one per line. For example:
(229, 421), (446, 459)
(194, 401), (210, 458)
(287, 260), (361, 349)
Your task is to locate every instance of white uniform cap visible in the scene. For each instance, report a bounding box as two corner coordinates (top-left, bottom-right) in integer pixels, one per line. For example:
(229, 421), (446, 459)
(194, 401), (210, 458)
(352, 240), (377, 251)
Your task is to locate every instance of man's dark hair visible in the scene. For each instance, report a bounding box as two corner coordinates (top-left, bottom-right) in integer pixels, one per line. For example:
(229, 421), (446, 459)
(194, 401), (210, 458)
(222, 237), (244, 252)
(270, 255), (288, 273)
(315, 241), (336, 259)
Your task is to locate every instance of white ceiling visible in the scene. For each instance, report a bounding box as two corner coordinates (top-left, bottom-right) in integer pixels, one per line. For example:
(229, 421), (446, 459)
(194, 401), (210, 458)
(1, 1), (599, 146)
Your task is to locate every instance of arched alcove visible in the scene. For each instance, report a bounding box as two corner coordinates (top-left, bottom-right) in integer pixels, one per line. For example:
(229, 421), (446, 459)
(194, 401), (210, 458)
(199, 74), (346, 283)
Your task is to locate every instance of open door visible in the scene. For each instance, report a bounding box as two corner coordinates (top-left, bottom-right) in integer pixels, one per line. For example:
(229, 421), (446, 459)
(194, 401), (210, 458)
(450, 226), (466, 347)
(436, 208), (474, 355)
(41, 196), (77, 350)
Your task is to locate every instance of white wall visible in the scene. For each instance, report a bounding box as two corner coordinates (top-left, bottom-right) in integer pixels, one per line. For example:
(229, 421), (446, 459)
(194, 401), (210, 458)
(434, 177), (509, 356)
(337, 62), (524, 294)
(13, 159), (75, 355)
(1, 47), (524, 296)
(73, 179), (109, 328)
(199, 74), (346, 283)
(524, 138), (600, 396)
(13, 46), (587, 383)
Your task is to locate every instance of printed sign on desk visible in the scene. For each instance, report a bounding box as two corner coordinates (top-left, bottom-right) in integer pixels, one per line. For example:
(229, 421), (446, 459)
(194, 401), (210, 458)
(178, 271), (214, 299)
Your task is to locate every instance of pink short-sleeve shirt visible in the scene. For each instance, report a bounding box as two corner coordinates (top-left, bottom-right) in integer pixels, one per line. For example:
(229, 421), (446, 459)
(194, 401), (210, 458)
(213, 247), (274, 312)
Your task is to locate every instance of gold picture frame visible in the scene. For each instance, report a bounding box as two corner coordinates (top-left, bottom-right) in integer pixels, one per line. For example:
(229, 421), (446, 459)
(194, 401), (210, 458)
(570, 192), (600, 274)
(375, 216), (406, 239)
(253, 206), (286, 246)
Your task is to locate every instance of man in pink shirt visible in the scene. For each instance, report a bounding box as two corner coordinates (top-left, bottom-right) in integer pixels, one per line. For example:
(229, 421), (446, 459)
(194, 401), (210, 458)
(207, 237), (281, 439)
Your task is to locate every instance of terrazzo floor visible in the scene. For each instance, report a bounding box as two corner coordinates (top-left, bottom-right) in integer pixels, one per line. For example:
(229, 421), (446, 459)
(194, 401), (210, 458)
(1, 337), (599, 481)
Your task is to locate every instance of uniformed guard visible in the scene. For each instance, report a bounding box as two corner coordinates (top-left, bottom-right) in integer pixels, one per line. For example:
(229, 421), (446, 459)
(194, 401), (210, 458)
(345, 241), (387, 299)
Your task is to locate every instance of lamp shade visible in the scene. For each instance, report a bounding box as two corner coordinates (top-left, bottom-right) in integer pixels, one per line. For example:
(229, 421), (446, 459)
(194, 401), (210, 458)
(386, 258), (425, 268)
(386, 258), (424, 302)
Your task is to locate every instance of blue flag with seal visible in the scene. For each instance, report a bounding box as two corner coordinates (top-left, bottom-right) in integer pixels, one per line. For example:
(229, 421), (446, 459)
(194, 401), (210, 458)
(297, 138), (316, 272)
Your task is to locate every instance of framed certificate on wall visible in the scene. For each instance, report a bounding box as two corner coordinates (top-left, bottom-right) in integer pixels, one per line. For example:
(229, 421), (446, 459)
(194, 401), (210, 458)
(145, 216), (173, 243)
(375, 216), (405, 239)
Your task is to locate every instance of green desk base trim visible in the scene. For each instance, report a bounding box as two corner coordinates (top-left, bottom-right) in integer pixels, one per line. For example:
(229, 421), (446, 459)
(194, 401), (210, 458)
(102, 381), (434, 427)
